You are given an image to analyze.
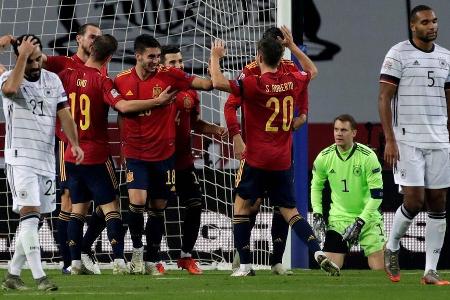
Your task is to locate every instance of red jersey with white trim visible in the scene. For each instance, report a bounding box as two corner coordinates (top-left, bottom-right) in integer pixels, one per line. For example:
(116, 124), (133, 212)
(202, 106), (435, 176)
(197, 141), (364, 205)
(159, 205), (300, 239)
(47, 54), (108, 142)
(174, 90), (200, 170)
(114, 66), (195, 161)
(225, 59), (300, 138)
(59, 65), (123, 164)
(229, 69), (310, 170)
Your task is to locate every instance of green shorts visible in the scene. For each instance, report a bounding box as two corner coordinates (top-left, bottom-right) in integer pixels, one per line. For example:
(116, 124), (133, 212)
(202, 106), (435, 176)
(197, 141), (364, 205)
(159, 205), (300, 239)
(327, 217), (385, 256)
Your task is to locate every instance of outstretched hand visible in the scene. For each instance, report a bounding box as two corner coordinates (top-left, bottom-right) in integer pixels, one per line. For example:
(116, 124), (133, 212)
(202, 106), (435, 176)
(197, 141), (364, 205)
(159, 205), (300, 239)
(211, 39), (226, 59)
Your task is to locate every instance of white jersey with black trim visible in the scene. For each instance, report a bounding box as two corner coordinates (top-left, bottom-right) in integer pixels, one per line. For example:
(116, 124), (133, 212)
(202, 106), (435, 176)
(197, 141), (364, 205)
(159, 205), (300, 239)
(380, 40), (450, 149)
(0, 69), (68, 176)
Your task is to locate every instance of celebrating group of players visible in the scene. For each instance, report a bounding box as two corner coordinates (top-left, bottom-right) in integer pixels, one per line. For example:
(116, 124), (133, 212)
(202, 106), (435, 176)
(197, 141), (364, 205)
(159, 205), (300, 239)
(1, 3), (450, 292)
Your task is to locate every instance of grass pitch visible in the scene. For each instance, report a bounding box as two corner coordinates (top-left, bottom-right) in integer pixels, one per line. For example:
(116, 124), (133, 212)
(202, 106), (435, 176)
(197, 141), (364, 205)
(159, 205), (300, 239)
(1, 269), (450, 299)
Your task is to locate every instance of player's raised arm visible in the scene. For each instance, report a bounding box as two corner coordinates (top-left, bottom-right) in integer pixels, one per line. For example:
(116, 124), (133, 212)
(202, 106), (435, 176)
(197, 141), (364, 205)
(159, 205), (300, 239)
(209, 39), (232, 93)
(2, 36), (38, 97)
(279, 26), (318, 79)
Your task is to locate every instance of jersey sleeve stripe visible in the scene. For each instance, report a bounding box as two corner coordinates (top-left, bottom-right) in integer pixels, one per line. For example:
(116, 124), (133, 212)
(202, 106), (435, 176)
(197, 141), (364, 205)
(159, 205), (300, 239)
(380, 74), (400, 85)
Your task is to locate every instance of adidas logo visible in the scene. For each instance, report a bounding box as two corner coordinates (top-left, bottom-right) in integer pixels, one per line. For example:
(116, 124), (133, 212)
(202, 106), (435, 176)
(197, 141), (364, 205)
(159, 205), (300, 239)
(330, 169), (335, 174)
(126, 90), (134, 96)
(413, 60), (420, 66)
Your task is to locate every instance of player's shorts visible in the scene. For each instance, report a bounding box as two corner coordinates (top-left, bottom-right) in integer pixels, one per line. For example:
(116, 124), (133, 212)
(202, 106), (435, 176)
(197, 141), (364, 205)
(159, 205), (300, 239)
(324, 217), (385, 256)
(175, 165), (202, 202)
(394, 143), (450, 189)
(65, 157), (118, 206)
(55, 138), (68, 190)
(234, 160), (295, 208)
(125, 156), (176, 201)
(6, 165), (56, 214)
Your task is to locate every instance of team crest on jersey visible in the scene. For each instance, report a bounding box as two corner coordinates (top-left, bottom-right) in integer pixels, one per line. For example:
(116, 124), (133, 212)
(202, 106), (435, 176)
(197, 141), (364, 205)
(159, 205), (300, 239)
(183, 96), (192, 109)
(353, 165), (362, 177)
(153, 86), (162, 98)
(126, 170), (134, 183)
(45, 89), (52, 96)
(400, 169), (406, 179)
(18, 190), (28, 199)
(439, 57), (447, 68)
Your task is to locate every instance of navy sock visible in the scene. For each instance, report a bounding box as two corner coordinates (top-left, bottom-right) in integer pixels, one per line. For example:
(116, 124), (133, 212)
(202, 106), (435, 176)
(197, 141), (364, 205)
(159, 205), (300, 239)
(82, 207), (106, 253)
(68, 213), (86, 261)
(105, 211), (124, 259)
(233, 215), (251, 264)
(144, 209), (165, 262)
(270, 208), (289, 266)
(249, 213), (257, 230)
(289, 214), (321, 253)
(57, 210), (71, 268)
(181, 198), (202, 254)
(127, 203), (145, 248)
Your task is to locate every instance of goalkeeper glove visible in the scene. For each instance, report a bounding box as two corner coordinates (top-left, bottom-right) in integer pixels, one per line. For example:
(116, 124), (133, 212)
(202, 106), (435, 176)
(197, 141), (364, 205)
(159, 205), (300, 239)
(342, 217), (365, 246)
(312, 213), (327, 243)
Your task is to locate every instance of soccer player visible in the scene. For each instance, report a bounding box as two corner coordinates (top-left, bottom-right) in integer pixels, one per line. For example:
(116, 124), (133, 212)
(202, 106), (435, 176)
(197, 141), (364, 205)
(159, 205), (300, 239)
(225, 26), (315, 275)
(43, 23), (106, 274)
(58, 34), (177, 275)
(0, 34), (83, 291)
(114, 34), (213, 275)
(379, 5), (450, 285)
(161, 45), (227, 274)
(311, 114), (384, 270)
(210, 38), (339, 276)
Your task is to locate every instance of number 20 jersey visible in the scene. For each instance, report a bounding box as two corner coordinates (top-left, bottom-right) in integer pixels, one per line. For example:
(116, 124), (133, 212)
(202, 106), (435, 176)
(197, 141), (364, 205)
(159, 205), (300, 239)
(0, 69), (68, 176)
(229, 69), (310, 170)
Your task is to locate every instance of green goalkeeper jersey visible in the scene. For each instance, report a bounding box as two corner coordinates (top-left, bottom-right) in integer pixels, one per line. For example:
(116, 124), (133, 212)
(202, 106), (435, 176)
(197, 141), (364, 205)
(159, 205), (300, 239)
(311, 143), (383, 223)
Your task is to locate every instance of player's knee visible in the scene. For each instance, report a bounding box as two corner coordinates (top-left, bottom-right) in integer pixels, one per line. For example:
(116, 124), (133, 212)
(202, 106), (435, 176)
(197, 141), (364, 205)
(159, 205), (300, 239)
(100, 201), (120, 215)
(60, 189), (72, 211)
(72, 203), (90, 216)
(149, 199), (167, 210)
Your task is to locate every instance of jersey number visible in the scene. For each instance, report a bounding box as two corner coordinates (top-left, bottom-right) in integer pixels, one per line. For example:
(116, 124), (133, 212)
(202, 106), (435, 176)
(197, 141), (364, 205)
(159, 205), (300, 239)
(29, 99), (44, 116)
(265, 96), (294, 132)
(69, 92), (91, 130)
(341, 179), (349, 192)
(44, 179), (56, 196)
(166, 170), (175, 185)
(427, 71), (435, 87)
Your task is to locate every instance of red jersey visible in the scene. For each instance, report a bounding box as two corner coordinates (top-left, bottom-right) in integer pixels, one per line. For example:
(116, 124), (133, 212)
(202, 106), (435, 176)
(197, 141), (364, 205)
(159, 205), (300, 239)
(225, 59), (300, 138)
(229, 69), (310, 170)
(174, 90), (200, 170)
(59, 65), (123, 164)
(114, 66), (195, 161)
(47, 54), (108, 142)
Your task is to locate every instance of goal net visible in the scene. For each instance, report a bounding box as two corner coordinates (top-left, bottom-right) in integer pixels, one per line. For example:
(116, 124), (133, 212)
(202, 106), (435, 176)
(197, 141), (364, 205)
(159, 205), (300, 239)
(0, 0), (279, 269)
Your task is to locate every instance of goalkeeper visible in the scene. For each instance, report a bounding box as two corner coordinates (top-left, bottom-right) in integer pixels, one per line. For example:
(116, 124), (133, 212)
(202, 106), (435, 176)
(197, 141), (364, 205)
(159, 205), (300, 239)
(311, 114), (384, 269)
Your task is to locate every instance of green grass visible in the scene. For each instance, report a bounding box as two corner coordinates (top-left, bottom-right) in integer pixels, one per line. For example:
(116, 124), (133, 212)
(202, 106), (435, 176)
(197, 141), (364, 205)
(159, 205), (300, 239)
(1, 269), (450, 299)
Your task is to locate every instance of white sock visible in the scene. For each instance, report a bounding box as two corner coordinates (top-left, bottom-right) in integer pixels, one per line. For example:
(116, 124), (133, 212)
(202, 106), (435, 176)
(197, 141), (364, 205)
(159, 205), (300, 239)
(9, 237), (26, 276)
(386, 204), (414, 251)
(314, 250), (325, 262)
(239, 263), (251, 271)
(424, 212), (446, 274)
(181, 250), (191, 258)
(20, 216), (46, 279)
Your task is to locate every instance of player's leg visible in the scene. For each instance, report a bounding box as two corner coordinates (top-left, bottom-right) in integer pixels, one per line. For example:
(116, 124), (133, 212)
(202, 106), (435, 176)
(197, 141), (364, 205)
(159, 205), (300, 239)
(125, 158), (149, 274)
(176, 167), (203, 275)
(270, 206), (291, 275)
(91, 160), (127, 275)
(385, 144), (425, 282)
(359, 217), (385, 270)
(80, 205), (104, 274)
(322, 222), (350, 269)
(144, 156), (175, 276)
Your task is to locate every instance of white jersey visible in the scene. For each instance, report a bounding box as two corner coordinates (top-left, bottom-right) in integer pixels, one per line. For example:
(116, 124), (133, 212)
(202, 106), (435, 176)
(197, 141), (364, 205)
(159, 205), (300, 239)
(380, 40), (450, 149)
(0, 69), (68, 176)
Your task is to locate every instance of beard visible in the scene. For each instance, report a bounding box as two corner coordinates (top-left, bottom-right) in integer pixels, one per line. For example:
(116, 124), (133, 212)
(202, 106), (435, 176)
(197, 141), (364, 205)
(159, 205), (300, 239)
(417, 31), (437, 43)
(26, 69), (41, 82)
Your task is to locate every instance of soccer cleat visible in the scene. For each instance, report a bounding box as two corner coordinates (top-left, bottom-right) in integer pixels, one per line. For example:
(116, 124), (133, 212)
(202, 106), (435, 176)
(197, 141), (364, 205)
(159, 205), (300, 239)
(36, 276), (58, 291)
(81, 252), (101, 275)
(1, 273), (28, 291)
(61, 266), (72, 275)
(113, 259), (129, 275)
(231, 250), (240, 271)
(145, 262), (165, 276)
(316, 255), (340, 276)
(421, 270), (450, 286)
(129, 247), (145, 275)
(271, 263), (293, 275)
(230, 268), (256, 277)
(384, 246), (400, 282)
(177, 257), (203, 275)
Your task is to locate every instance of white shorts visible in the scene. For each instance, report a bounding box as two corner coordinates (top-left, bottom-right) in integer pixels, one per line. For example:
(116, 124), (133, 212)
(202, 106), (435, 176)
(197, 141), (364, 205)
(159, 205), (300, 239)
(6, 165), (56, 214)
(393, 143), (450, 189)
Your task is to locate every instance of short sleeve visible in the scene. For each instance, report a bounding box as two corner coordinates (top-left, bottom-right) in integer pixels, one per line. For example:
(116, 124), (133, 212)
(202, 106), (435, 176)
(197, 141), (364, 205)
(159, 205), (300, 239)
(167, 68), (196, 91)
(380, 47), (402, 85)
(102, 77), (123, 107)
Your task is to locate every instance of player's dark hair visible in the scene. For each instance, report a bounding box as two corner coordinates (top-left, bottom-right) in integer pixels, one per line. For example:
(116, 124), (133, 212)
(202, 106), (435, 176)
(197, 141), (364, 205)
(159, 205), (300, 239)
(77, 23), (100, 36)
(262, 27), (284, 40)
(410, 5), (433, 23)
(12, 34), (43, 56)
(90, 34), (118, 62)
(134, 34), (161, 53)
(334, 114), (357, 130)
(161, 45), (181, 62)
(257, 38), (283, 68)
